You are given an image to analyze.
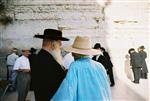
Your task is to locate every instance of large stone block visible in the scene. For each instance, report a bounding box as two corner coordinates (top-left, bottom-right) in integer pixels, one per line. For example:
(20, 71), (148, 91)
(13, 0), (98, 5)
(14, 3), (102, 20)
(58, 19), (98, 29)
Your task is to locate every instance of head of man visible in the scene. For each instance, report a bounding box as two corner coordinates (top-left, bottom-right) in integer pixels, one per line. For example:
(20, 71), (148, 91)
(93, 43), (101, 50)
(64, 36), (100, 60)
(30, 47), (37, 54)
(12, 48), (18, 55)
(139, 45), (145, 51)
(34, 29), (69, 65)
(128, 48), (135, 54)
(42, 39), (64, 65)
(22, 49), (30, 57)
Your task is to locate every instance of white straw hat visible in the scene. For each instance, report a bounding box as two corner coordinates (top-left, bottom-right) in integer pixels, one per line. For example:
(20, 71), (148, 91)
(64, 36), (100, 55)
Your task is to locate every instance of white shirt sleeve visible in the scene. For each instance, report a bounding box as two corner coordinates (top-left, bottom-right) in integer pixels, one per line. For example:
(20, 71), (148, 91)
(13, 58), (21, 70)
(13, 56), (30, 70)
(63, 53), (74, 69)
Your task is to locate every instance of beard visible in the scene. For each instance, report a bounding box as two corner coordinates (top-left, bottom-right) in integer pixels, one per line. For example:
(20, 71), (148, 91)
(50, 49), (64, 66)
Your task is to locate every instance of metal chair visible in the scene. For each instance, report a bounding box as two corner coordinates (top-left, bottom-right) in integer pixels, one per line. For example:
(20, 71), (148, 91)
(0, 80), (12, 100)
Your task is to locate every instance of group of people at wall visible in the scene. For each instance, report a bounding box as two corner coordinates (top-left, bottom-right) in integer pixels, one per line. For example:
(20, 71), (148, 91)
(6, 29), (114, 101)
(128, 46), (148, 84)
(6, 47), (37, 99)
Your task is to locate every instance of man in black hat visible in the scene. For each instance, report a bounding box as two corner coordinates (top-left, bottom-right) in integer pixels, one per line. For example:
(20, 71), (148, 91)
(32, 29), (69, 101)
(138, 45), (148, 79)
(92, 43), (115, 87)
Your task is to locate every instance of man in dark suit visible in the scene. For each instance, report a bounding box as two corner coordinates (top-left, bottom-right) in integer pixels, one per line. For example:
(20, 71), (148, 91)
(92, 44), (115, 87)
(138, 46), (148, 79)
(32, 29), (69, 101)
(100, 47), (115, 87)
(129, 48), (142, 84)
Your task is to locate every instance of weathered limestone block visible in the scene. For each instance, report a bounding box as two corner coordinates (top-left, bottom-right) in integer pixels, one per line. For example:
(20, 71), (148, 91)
(58, 19), (98, 29)
(14, 4), (102, 20)
(13, 0), (98, 5)
(1, 20), (58, 48)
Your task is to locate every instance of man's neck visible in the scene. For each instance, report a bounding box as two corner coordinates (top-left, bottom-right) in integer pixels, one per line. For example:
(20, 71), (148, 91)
(42, 47), (51, 53)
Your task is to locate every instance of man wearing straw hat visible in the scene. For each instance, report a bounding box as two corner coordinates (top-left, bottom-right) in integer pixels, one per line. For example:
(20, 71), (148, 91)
(52, 36), (111, 101)
(32, 29), (69, 101)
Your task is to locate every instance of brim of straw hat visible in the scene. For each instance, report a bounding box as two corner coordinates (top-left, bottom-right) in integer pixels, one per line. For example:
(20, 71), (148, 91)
(64, 46), (101, 55)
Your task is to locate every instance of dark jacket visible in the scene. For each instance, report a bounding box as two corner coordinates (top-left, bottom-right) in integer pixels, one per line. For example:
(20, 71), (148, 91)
(130, 52), (142, 68)
(92, 55), (109, 70)
(28, 53), (37, 90)
(103, 52), (113, 68)
(31, 49), (66, 101)
(139, 51), (148, 73)
(92, 53), (115, 85)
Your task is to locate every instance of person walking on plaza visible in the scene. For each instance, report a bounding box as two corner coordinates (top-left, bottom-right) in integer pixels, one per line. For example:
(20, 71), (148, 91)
(52, 36), (111, 101)
(13, 49), (31, 101)
(138, 45), (148, 79)
(128, 48), (142, 84)
(32, 29), (69, 101)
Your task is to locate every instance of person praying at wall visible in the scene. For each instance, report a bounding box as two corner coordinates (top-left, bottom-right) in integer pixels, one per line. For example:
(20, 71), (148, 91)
(92, 43), (115, 87)
(128, 48), (142, 84)
(138, 45), (148, 79)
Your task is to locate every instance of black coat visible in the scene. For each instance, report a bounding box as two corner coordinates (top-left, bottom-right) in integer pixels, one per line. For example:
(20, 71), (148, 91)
(103, 52), (113, 68)
(31, 49), (66, 101)
(92, 53), (115, 85)
(28, 53), (37, 90)
(130, 52), (142, 68)
(92, 55), (109, 70)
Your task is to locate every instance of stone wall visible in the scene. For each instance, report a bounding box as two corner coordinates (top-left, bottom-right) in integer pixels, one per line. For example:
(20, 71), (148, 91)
(0, 0), (107, 49)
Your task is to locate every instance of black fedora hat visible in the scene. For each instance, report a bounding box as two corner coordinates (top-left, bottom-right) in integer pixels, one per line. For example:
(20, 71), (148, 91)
(34, 29), (69, 41)
(93, 43), (101, 49)
(30, 47), (37, 53)
(139, 45), (145, 49)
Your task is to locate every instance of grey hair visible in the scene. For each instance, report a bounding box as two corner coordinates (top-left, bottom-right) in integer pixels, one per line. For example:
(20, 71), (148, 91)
(42, 39), (57, 47)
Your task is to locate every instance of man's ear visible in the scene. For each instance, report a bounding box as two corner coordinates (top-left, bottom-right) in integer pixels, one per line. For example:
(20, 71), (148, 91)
(50, 42), (55, 50)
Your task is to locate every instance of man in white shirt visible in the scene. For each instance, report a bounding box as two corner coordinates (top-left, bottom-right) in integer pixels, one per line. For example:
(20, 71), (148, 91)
(13, 49), (31, 101)
(6, 48), (19, 81)
(6, 48), (19, 90)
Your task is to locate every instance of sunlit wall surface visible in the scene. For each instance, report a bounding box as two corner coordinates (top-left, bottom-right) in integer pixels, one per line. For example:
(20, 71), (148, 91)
(107, 0), (148, 75)
(98, 0), (149, 100)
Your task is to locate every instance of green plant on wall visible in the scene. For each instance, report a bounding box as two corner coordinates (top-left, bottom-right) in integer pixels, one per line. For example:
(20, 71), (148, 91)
(0, 0), (13, 25)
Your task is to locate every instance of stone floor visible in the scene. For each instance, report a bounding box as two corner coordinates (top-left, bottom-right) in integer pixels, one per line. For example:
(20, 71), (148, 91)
(1, 77), (148, 101)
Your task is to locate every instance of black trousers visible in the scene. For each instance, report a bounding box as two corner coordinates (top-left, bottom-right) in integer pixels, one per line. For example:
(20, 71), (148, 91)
(34, 89), (53, 101)
(132, 67), (141, 82)
(107, 68), (115, 85)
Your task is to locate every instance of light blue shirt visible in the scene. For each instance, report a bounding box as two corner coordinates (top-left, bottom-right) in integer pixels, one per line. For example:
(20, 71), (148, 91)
(51, 58), (111, 101)
(7, 53), (18, 66)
